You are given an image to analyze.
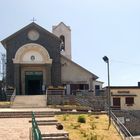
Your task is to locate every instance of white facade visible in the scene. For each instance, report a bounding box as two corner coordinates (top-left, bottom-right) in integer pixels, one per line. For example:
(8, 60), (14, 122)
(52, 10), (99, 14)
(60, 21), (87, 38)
(61, 55), (98, 93)
(52, 22), (72, 59)
(52, 22), (103, 95)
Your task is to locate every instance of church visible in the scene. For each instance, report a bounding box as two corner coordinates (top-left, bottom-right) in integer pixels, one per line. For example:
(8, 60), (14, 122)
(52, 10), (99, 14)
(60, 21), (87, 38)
(1, 22), (102, 95)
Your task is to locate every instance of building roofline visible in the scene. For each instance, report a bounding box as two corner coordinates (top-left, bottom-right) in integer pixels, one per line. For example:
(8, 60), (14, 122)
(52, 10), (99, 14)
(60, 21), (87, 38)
(96, 80), (104, 84)
(52, 22), (71, 31)
(61, 55), (98, 80)
(105, 86), (140, 89)
(1, 22), (61, 48)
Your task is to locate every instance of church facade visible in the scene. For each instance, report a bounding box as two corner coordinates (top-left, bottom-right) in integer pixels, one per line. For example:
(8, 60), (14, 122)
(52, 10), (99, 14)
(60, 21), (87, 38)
(1, 22), (102, 95)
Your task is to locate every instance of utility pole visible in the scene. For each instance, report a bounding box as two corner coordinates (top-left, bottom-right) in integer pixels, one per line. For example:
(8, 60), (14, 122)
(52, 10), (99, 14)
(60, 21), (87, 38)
(103, 56), (111, 129)
(1, 53), (6, 93)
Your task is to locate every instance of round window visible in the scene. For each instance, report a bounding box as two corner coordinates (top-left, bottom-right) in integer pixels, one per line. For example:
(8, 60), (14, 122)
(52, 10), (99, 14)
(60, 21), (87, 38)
(30, 55), (35, 61)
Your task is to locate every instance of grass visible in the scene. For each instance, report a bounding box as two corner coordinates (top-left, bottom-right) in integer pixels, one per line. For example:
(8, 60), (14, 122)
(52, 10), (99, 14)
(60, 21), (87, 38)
(56, 114), (122, 140)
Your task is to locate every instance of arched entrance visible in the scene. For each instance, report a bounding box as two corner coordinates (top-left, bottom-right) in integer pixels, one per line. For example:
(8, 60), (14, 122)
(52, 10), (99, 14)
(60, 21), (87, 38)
(13, 43), (52, 95)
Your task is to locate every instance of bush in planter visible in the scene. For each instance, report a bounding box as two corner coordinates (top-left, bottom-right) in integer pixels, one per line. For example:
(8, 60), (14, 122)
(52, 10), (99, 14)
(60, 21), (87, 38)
(78, 115), (86, 123)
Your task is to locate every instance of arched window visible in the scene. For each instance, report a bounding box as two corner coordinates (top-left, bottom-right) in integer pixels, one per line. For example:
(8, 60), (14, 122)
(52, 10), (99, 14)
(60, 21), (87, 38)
(60, 35), (65, 51)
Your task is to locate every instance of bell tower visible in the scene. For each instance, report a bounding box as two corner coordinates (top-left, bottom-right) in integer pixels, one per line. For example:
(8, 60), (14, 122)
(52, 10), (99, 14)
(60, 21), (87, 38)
(52, 22), (71, 59)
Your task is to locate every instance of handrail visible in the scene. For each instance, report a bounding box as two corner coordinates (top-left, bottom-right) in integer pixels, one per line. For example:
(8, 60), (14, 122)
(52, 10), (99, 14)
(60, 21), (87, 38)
(32, 112), (42, 140)
(111, 111), (135, 140)
(104, 103), (135, 140)
(10, 88), (16, 105)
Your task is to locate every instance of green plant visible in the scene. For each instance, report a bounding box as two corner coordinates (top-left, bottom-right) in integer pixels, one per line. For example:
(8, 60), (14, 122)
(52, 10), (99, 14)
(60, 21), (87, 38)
(73, 123), (81, 129)
(90, 135), (97, 140)
(83, 131), (88, 137)
(63, 115), (67, 121)
(87, 133), (97, 140)
(90, 122), (96, 130)
(63, 114), (68, 121)
(78, 115), (86, 123)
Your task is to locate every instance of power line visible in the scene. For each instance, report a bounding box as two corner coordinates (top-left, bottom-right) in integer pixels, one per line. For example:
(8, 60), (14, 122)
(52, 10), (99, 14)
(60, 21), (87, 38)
(111, 59), (140, 67)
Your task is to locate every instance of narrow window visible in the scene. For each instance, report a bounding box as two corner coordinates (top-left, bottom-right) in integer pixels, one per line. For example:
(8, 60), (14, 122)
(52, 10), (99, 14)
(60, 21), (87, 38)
(95, 85), (100, 96)
(60, 35), (65, 51)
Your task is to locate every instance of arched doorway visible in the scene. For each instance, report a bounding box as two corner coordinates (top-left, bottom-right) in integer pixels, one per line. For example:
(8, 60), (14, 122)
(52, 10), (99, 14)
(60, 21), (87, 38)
(13, 43), (52, 95)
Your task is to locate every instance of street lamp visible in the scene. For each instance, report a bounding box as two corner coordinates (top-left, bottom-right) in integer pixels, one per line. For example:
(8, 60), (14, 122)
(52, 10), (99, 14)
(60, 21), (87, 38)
(102, 56), (111, 129)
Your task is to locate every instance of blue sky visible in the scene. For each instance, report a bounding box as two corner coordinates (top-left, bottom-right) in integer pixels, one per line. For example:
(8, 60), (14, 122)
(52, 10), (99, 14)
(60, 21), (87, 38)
(0, 0), (140, 86)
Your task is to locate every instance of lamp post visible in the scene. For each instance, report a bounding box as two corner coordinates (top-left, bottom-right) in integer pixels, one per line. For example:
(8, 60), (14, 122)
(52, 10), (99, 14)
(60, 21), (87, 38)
(103, 56), (111, 129)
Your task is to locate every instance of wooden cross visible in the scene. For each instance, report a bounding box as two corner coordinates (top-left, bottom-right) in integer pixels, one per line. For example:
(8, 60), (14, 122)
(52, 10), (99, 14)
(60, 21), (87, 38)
(31, 17), (36, 22)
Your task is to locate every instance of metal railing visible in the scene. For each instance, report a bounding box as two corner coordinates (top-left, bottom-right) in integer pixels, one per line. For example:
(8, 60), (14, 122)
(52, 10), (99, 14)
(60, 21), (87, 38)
(104, 102), (135, 140)
(32, 112), (42, 140)
(111, 111), (135, 140)
(10, 88), (16, 105)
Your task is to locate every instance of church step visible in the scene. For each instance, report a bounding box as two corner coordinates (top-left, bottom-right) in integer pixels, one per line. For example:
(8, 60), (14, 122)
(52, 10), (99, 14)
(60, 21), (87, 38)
(11, 95), (47, 108)
(0, 111), (55, 118)
(42, 136), (68, 140)
(42, 133), (69, 140)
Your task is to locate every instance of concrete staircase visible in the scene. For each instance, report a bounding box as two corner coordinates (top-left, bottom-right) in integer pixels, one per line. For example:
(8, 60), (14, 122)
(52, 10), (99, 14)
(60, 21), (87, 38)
(11, 95), (47, 108)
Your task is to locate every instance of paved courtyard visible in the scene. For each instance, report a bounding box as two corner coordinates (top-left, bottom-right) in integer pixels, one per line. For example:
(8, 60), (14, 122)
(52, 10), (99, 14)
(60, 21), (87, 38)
(0, 108), (67, 140)
(0, 118), (31, 140)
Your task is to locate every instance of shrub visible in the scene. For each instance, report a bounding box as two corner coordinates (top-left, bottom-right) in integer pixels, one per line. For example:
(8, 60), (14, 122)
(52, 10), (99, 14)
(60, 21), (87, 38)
(90, 122), (96, 130)
(63, 114), (69, 121)
(78, 115), (86, 123)
(90, 135), (97, 140)
(63, 115), (67, 121)
(73, 123), (81, 129)
(87, 133), (97, 140)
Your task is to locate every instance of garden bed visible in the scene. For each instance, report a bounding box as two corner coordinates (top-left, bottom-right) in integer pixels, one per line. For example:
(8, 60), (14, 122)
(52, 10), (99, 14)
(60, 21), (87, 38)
(56, 114), (122, 140)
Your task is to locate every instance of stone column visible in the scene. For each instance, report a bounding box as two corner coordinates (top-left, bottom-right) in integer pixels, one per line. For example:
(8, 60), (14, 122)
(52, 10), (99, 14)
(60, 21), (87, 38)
(66, 84), (70, 95)
(45, 64), (52, 87)
(89, 78), (93, 90)
(14, 64), (20, 95)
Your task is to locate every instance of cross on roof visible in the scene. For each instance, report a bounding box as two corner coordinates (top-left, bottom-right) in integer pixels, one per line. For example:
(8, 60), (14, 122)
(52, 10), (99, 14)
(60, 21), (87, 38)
(31, 17), (36, 22)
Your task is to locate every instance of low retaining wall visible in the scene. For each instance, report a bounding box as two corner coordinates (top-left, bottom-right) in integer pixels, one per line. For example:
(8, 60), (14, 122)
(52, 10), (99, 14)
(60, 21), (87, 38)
(113, 110), (140, 136)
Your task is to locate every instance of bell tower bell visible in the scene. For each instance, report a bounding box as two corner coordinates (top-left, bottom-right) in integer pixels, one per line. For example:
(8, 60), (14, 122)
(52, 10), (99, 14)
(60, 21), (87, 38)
(52, 22), (71, 59)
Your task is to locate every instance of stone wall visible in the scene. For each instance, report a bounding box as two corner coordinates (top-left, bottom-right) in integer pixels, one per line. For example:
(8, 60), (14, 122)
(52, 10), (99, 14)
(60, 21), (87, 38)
(47, 90), (107, 111)
(113, 110), (140, 136)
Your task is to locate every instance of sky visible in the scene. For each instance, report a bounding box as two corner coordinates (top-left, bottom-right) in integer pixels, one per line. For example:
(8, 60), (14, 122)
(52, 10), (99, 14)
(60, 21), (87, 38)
(0, 0), (140, 86)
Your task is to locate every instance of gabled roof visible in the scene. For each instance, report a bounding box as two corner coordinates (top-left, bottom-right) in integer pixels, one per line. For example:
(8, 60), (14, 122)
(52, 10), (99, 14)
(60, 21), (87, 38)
(61, 55), (98, 80)
(1, 22), (61, 47)
(52, 22), (71, 31)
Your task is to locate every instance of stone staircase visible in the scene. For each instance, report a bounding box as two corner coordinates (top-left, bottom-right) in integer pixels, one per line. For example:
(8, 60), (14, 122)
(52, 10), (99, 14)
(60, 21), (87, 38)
(0, 111), (54, 118)
(11, 95), (47, 108)
(75, 92), (106, 111)
(6, 89), (14, 101)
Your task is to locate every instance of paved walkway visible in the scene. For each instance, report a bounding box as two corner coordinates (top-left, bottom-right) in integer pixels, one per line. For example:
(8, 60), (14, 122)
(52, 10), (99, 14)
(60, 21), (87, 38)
(0, 118), (31, 140)
(0, 108), (65, 140)
(0, 107), (60, 112)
